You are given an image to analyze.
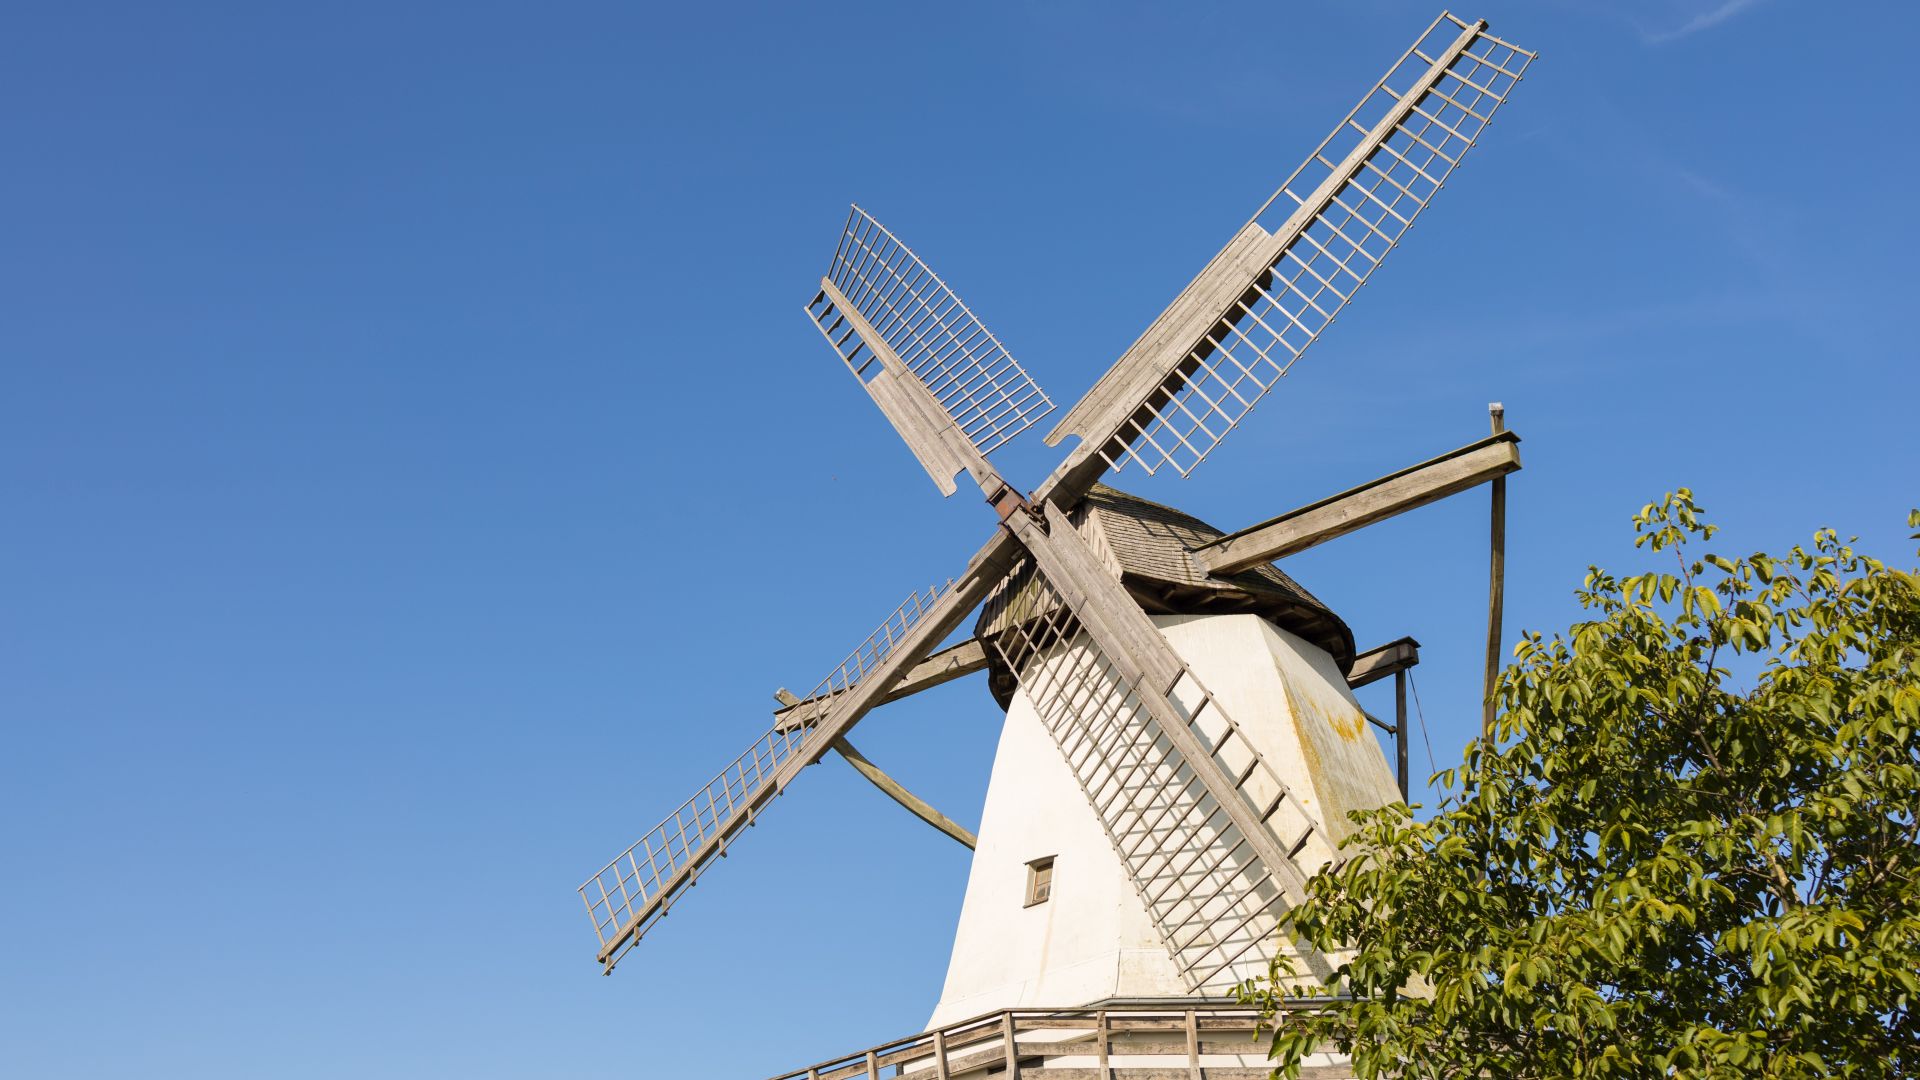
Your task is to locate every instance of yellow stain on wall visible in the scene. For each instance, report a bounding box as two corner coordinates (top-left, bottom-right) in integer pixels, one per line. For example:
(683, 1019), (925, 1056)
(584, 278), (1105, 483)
(1283, 674), (1368, 742)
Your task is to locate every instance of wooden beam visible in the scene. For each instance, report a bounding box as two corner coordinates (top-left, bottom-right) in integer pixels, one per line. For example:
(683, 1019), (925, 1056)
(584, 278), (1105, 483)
(830, 737), (978, 850)
(1395, 669), (1409, 800)
(1192, 431), (1522, 574)
(1484, 404), (1508, 740)
(1345, 636), (1421, 690)
(773, 638), (989, 731)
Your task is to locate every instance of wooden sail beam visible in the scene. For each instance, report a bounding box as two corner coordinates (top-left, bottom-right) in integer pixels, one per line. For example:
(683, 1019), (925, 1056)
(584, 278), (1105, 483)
(773, 638), (989, 731)
(781, 634), (1422, 732)
(1191, 431), (1522, 574)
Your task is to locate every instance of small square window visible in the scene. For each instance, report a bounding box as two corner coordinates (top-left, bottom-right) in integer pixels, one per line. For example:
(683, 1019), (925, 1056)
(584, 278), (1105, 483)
(1024, 857), (1055, 907)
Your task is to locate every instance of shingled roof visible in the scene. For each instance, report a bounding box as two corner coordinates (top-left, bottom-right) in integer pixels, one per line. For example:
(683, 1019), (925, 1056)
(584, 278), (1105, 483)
(973, 484), (1355, 705)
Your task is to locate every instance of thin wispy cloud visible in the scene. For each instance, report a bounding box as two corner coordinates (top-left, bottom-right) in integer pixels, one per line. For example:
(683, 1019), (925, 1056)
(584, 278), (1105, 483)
(1643, 0), (1768, 44)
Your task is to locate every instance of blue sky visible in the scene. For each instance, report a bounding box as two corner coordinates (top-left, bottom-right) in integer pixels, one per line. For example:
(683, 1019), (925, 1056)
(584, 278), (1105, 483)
(3, 1), (1914, 1076)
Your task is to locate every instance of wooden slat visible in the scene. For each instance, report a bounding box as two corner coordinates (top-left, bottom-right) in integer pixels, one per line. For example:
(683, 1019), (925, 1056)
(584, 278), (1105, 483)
(1193, 431), (1521, 573)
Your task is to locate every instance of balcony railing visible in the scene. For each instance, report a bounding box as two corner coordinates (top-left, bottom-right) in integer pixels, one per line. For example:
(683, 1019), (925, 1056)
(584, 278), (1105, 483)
(766, 999), (1343, 1080)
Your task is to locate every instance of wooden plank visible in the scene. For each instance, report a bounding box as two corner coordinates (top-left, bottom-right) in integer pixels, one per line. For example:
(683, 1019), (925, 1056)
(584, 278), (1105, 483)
(1395, 669), (1409, 799)
(1485, 405), (1507, 739)
(1345, 636), (1420, 690)
(1193, 431), (1521, 574)
(831, 737), (977, 849)
(773, 638), (989, 731)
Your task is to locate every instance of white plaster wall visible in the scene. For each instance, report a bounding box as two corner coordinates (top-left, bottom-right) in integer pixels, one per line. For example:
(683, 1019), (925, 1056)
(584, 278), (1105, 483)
(1156, 614), (1402, 852)
(926, 681), (1183, 1027)
(927, 613), (1402, 1025)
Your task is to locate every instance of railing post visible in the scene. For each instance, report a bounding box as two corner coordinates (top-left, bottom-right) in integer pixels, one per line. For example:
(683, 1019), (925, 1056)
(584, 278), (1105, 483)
(1095, 1009), (1110, 1080)
(932, 1028), (950, 1080)
(1186, 1009), (1202, 1080)
(1002, 1012), (1020, 1080)
(865, 1049), (879, 1080)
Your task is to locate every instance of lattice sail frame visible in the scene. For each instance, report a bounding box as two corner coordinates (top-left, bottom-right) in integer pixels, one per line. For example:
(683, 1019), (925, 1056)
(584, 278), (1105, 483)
(809, 206), (1054, 457)
(578, 581), (952, 964)
(1098, 13), (1535, 478)
(980, 558), (1339, 992)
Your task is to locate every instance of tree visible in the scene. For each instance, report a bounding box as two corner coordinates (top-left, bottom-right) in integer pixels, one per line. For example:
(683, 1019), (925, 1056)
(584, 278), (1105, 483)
(1245, 494), (1920, 1078)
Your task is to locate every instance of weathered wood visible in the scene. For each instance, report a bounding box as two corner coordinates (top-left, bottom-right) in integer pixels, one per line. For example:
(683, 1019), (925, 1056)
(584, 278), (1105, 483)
(1035, 17), (1491, 511)
(818, 277), (999, 500)
(1185, 1010), (1201, 1080)
(770, 1001), (1319, 1080)
(1396, 669), (1409, 800)
(1344, 636), (1421, 690)
(831, 737), (977, 849)
(1485, 404), (1508, 739)
(1192, 431), (1522, 574)
(592, 528), (1020, 967)
(1096, 1011), (1110, 1080)
(1037, 222), (1275, 507)
(1002, 1013), (1021, 1080)
(773, 638), (989, 730)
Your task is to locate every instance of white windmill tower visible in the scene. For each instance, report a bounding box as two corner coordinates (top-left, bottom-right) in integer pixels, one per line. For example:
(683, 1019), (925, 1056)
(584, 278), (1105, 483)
(579, 12), (1535, 1076)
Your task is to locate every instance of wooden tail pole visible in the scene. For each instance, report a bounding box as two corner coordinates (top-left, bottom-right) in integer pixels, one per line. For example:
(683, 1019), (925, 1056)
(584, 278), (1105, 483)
(1483, 403), (1507, 741)
(1395, 669), (1409, 800)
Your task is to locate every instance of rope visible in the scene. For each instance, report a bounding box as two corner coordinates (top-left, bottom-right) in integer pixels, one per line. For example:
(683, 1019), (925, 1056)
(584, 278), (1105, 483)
(1408, 669), (1438, 779)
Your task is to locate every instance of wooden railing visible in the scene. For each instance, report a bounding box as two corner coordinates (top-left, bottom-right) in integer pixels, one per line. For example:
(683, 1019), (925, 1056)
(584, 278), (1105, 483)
(767, 999), (1339, 1080)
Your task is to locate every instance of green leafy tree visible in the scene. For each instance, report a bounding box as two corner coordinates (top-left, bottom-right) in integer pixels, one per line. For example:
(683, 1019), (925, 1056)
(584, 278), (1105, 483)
(1246, 494), (1920, 1078)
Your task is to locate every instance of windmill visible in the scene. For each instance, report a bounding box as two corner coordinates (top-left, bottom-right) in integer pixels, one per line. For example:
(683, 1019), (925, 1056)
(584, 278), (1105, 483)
(579, 10), (1535, 1068)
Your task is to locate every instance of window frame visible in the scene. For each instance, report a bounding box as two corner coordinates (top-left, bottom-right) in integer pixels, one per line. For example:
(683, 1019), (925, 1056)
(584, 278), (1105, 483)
(1023, 856), (1055, 908)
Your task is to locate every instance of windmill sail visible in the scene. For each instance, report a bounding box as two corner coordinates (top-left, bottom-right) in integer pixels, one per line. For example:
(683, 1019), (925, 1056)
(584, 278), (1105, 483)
(808, 206), (1054, 496)
(579, 569), (1000, 972)
(1042, 13), (1534, 501)
(980, 540), (1338, 992)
